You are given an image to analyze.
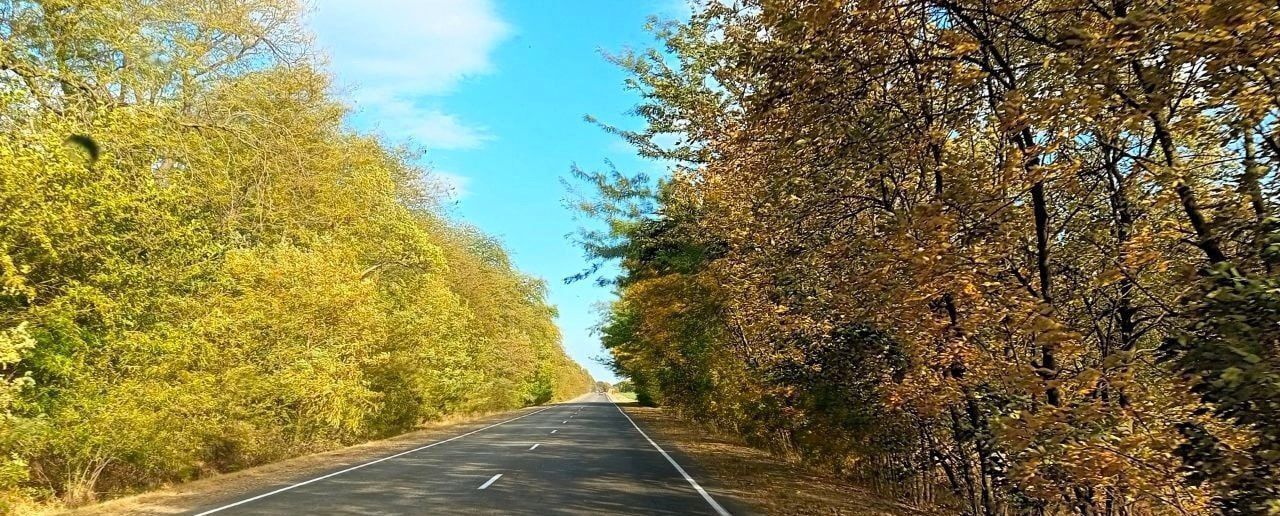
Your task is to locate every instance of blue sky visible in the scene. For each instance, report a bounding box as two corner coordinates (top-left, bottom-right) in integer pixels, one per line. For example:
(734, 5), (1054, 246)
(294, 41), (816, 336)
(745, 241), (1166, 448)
(308, 1), (687, 382)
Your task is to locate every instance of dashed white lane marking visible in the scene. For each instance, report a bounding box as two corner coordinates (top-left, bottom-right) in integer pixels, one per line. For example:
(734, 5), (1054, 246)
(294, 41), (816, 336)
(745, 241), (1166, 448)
(529, 443), (540, 450)
(551, 429), (558, 434)
(478, 473), (503, 490)
(193, 406), (554, 515)
(562, 420), (568, 424)
(610, 397), (732, 516)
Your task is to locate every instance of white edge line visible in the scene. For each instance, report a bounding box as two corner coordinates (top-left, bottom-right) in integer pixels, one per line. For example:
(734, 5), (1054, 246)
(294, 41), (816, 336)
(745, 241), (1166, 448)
(477, 473), (503, 490)
(610, 395), (732, 516)
(194, 406), (552, 515)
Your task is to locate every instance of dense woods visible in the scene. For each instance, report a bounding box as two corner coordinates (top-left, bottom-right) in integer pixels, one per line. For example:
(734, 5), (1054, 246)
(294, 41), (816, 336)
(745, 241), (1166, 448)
(0, 0), (590, 511)
(575, 0), (1280, 514)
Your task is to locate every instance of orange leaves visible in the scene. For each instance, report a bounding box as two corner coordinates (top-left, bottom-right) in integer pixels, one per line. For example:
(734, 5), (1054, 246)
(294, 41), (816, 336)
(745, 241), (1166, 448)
(586, 0), (1280, 511)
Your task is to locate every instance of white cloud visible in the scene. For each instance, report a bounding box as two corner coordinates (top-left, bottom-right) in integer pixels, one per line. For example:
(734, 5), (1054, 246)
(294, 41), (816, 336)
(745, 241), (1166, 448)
(393, 110), (489, 150)
(358, 93), (490, 149)
(307, 0), (510, 149)
(425, 170), (473, 200)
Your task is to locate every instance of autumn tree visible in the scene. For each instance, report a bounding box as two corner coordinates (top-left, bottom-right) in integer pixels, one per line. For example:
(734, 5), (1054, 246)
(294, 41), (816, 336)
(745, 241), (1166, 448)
(577, 0), (1279, 514)
(0, 1), (590, 510)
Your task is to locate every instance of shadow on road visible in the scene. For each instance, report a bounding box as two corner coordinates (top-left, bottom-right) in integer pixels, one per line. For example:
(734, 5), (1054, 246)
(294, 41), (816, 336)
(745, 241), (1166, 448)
(206, 398), (743, 516)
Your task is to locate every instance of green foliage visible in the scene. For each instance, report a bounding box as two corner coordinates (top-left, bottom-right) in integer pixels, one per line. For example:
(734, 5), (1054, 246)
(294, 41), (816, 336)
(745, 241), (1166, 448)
(0, 0), (591, 509)
(1164, 245), (1280, 513)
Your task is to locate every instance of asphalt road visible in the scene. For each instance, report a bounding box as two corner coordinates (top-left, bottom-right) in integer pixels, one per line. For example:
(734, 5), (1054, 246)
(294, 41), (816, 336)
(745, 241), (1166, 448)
(189, 393), (736, 515)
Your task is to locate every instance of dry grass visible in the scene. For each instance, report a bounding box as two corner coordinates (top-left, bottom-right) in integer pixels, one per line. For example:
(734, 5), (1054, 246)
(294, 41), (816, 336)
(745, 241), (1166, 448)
(49, 404), (558, 516)
(620, 404), (938, 516)
(48, 395), (933, 516)
(609, 390), (638, 402)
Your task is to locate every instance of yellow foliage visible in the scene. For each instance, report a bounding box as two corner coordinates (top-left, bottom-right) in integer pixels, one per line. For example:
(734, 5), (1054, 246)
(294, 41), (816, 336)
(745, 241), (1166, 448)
(0, 0), (591, 510)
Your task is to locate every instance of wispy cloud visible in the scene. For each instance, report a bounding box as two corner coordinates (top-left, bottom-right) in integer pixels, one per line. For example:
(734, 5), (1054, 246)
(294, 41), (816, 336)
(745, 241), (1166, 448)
(425, 170), (473, 200)
(357, 92), (491, 150)
(307, 0), (510, 150)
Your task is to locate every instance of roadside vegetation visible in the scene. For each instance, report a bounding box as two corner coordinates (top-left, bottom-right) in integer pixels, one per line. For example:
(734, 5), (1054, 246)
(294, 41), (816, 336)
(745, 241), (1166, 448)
(609, 381), (638, 403)
(0, 1), (591, 511)
(573, 0), (1280, 514)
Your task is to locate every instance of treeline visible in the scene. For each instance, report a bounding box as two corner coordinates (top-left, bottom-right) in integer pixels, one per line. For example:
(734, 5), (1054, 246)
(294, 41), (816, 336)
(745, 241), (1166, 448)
(575, 0), (1279, 514)
(0, 0), (590, 510)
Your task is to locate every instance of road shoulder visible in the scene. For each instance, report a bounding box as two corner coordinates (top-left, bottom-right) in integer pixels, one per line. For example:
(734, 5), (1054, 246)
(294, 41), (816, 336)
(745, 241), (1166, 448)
(58, 400), (580, 516)
(611, 398), (936, 516)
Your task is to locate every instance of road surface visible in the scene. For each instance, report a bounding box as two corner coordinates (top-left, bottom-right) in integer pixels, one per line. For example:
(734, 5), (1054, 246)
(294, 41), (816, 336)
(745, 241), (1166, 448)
(188, 393), (737, 515)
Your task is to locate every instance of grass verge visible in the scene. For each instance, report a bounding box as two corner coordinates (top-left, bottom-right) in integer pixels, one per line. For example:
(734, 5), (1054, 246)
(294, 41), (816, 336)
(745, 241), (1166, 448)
(609, 390), (638, 402)
(54, 395), (592, 516)
(616, 403), (938, 516)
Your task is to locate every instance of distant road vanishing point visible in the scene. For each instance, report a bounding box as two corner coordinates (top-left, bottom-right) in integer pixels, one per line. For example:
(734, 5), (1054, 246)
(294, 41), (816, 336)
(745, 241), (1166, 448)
(188, 392), (735, 515)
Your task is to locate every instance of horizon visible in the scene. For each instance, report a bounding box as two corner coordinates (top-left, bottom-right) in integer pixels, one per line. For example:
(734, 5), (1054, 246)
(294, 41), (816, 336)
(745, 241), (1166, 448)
(307, 0), (689, 382)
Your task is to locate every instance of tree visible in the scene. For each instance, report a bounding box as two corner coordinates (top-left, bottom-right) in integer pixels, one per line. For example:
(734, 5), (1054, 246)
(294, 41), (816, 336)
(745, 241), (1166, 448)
(0, 1), (591, 509)
(575, 1), (1280, 513)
